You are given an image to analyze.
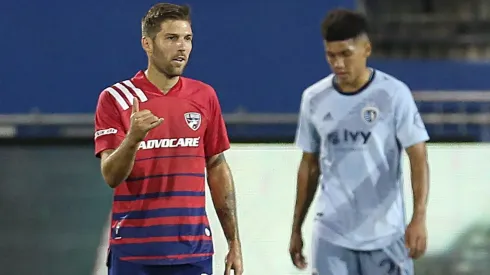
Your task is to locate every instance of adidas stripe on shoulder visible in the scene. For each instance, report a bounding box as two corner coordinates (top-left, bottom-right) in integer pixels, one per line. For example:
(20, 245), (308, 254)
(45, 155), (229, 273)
(103, 80), (148, 110)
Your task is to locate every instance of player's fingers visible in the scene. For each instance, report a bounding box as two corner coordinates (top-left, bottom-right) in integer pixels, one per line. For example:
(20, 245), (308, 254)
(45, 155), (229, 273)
(294, 253), (307, 269)
(414, 236), (427, 259)
(131, 111), (150, 122)
(234, 265), (244, 275)
(411, 237), (421, 259)
(289, 249), (298, 265)
(148, 118), (164, 129)
(301, 254), (308, 268)
(223, 262), (232, 275)
(133, 110), (152, 119)
(420, 236), (427, 254)
(132, 97), (139, 113)
(405, 233), (415, 257)
(140, 114), (158, 123)
(409, 237), (418, 258)
(136, 114), (159, 127)
(404, 232), (411, 248)
(404, 235), (412, 257)
(408, 245), (415, 258)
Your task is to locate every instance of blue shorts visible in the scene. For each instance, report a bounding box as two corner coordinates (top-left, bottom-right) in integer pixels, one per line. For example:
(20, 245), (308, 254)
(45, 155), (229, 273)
(107, 251), (213, 275)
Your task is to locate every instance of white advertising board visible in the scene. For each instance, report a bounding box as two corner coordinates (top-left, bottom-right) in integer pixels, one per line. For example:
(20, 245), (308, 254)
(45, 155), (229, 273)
(93, 144), (490, 275)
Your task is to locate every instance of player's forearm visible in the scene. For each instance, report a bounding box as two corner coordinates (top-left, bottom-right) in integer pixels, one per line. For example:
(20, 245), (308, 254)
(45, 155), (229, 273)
(409, 156), (429, 220)
(292, 159), (320, 233)
(207, 161), (241, 246)
(101, 136), (140, 188)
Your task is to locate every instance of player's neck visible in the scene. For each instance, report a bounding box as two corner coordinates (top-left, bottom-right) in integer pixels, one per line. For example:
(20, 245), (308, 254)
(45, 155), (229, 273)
(145, 66), (179, 94)
(337, 68), (372, 93)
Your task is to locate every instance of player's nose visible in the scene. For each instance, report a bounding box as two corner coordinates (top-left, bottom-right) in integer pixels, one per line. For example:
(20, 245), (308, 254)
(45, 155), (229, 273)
(332, 58), (345, 69)
(177, 40), (190, 50)
(176, 46), (189, 56)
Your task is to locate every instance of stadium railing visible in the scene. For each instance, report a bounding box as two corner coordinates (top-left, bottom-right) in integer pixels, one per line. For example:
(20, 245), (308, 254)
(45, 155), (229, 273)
(1, 91), (490, 142)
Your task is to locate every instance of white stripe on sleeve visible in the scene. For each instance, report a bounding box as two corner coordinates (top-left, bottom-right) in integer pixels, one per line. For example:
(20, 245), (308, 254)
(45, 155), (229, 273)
(106, 87), (129, 110)
(114, 83), (135, 105)
(123, 80), (148, 102)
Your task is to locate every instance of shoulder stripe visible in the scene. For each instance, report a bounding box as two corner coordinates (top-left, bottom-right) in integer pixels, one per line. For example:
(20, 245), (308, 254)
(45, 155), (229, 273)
(106, 87), (130, 110)
(114, 83), (135, 104)
(124, 80), (148, 102)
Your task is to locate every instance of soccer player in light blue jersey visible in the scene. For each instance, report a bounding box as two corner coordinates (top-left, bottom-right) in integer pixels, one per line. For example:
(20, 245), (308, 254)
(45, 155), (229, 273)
(288, 9), (430, 275)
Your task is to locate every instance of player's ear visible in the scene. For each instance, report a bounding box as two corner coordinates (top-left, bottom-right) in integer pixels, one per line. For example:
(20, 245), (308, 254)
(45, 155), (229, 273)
(363, 40), (372, 58)
(141, 36), (153, 55)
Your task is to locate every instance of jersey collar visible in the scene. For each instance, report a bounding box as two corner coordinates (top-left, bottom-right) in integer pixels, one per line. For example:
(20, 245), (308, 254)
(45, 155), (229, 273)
(131, 70), (183, 96)
(333, 68), (375, 96)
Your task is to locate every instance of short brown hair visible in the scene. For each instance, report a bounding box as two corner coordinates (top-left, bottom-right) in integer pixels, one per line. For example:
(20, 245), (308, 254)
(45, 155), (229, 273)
(141, 3), (191, 39)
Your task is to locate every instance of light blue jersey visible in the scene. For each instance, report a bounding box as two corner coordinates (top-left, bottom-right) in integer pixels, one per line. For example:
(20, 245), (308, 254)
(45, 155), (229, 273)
(295, 69), (429, 250)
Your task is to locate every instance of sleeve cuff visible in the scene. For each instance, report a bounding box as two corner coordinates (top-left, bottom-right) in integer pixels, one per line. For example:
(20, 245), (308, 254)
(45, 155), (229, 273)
(94, 135), (125, 157)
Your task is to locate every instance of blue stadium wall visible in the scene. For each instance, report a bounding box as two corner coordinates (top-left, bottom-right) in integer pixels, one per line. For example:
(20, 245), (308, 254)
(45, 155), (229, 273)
(2, 0), (488, 115)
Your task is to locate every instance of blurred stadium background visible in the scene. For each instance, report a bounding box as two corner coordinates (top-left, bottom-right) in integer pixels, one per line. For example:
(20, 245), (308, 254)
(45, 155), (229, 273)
(1, 0), (490, 274)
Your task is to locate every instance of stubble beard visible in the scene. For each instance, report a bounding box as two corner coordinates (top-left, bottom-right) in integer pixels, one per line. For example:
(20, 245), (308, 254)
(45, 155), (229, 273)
(152, 59), (185, 79)
(151, 46), (186, 78)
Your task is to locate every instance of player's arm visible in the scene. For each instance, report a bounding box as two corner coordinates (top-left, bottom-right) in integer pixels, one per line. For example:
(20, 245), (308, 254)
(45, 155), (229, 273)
(290, 92), (320, 269)
(204, 88), (243, 274)
(203, 90), (240, 245)
(405, 142), (429, 220)
(292, 152), (320, 233)
(394, 84), (431, 219)
(206, 153), (240, 245)
(99, 139), (139, 188)
(291, 93), (321, 234)
(95, 96), (162, 188)
(207, 152), (243, 274)
(395, 84), (430, 258)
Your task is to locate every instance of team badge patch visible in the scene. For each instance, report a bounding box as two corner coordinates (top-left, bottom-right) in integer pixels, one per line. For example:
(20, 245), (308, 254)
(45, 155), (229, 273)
(361, 106), (379, 124)
(184, 112), (202, 131)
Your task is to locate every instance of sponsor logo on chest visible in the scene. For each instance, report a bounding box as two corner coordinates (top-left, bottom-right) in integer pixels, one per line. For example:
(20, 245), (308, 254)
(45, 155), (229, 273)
(139, 137), (200, 150)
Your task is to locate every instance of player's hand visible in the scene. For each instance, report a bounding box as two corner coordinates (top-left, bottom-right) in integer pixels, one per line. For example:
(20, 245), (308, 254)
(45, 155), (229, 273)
(224, 243), (243, 275)
(405, 216), (427, 259)
(289, 231), (307, 269)
(128, 97), (163, 142)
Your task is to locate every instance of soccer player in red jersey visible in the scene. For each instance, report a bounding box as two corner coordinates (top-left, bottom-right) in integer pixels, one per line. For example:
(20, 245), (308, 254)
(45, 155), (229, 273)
(93, 3), (243, 275)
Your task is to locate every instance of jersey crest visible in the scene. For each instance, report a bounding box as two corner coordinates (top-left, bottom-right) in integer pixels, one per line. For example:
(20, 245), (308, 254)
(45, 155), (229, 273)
(361, 106), (379, 124)
(184, 112), (202, 131)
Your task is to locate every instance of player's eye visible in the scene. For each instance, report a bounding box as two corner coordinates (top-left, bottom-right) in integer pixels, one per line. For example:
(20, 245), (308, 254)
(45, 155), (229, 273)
(342, 51), (353, 57)
(166, 36), (178, 41)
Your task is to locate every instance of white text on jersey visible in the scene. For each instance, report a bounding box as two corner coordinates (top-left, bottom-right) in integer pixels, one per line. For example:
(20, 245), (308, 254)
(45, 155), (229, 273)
(139, 137), (200, 150)
(95, 128), (118, 139)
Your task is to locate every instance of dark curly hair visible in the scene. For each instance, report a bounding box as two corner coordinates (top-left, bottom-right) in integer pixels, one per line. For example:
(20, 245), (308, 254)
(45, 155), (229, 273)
(321, 9), (369, 42)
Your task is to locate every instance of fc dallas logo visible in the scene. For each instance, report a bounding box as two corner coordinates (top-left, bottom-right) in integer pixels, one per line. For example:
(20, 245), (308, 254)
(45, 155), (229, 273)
(184, 112), (201, 131)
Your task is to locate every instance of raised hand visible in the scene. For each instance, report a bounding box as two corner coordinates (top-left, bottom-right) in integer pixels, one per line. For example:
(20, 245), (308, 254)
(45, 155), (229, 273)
(128, 97), (163, 142)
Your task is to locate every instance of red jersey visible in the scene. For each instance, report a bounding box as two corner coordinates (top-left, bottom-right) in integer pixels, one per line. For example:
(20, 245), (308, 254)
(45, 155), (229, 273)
(94, 71), (230, 265)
